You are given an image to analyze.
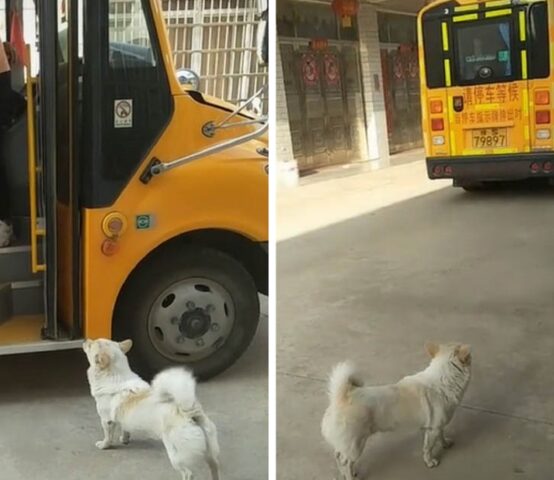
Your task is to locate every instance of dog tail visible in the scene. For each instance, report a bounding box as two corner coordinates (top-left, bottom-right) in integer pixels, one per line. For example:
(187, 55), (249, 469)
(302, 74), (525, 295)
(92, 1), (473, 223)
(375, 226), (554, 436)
(328, 361), (361, 405)
(152, 367), (197, 410)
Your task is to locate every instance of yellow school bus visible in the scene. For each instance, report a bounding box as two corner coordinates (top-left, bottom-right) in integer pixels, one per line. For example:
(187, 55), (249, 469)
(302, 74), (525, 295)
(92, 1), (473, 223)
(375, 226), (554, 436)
(418, 0), (552, 190)
(0, 0), (267, 379)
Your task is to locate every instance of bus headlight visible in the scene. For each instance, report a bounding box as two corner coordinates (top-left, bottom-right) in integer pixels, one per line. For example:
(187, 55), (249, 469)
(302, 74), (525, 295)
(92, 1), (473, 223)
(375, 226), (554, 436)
(432, 135), (445, 146)
(536, 129), (551, 140)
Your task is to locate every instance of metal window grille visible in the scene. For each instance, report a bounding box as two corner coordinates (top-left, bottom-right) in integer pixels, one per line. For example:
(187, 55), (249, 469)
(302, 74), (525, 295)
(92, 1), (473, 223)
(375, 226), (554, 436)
(161, 0), (267, 110)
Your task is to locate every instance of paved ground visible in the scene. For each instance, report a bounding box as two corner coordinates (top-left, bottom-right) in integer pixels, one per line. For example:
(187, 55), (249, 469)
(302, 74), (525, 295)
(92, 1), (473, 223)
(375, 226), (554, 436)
(277, 165), (554, 480)
(277, 158), (446, 241)
(0, 300), (267, 480)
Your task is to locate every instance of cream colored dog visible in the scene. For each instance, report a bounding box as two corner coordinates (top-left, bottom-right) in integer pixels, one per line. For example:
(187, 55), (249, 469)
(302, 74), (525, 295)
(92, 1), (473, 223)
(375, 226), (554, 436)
(83, 338), (220, 480)
(321, 343), (472, 479)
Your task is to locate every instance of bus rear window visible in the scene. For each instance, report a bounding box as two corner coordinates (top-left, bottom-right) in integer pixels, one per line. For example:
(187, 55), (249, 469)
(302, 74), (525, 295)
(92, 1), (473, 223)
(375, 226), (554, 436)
(454, 21), (513, 84)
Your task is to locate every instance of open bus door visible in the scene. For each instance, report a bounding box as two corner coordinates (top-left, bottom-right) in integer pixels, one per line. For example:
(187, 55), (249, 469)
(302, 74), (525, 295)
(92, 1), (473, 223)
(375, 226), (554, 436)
(1, 0), (268, 379)
(0, 0), (82, 350)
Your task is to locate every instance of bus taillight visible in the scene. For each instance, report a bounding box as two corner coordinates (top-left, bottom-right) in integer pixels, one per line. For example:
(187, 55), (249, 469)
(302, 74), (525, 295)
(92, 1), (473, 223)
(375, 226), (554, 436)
(431, 118), (444, 131)
(535, 91), (550, 106)
(430, 100), (443, 114)
(536, 111), (551, 124)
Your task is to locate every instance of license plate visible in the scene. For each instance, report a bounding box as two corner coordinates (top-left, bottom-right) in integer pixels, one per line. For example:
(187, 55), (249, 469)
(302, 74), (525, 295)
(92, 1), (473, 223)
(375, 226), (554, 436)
(471, 128), (507, 148)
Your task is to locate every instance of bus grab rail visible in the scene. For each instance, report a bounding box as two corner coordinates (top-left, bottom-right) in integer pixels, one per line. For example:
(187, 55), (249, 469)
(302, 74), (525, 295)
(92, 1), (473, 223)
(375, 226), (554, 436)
(141, 116), (268, 182)
(25, 46), (46, 273)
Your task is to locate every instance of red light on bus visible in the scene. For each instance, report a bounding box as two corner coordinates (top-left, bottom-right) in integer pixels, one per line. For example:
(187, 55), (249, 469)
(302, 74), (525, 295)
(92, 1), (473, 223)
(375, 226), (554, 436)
(101, 239), (120, 256)
(433, 165), (444, 177)
(531, 162), (541, 173)
(536, 110), (551, 124)
(535, 90), (550, 105)
(544, 161), (553, 172)
(431, 118), (444, 131)
(430, 100), (443, 114)
(444, 166), (453, 176)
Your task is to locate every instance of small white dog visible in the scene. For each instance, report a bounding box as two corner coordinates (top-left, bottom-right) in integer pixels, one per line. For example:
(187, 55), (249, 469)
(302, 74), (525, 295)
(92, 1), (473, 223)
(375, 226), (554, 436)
(0, 220), (12, 247)
(83, 338), (220, 480)
(321, 343), (472, 479)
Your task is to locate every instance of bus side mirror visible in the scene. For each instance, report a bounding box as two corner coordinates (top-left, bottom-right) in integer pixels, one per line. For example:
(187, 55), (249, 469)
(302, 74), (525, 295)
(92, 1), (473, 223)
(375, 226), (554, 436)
(176, 69), (200, 91)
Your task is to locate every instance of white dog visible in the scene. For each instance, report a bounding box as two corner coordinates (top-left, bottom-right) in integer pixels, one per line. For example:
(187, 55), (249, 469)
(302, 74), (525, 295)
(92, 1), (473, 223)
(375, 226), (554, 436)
(0, 220), (12, 247)
(321, 343), (472, 479)
(83, 338), (220, 480)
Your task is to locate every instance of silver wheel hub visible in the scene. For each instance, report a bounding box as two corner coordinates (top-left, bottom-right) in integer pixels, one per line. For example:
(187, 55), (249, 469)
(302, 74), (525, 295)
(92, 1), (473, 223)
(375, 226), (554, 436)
(147, 277), (235, 362)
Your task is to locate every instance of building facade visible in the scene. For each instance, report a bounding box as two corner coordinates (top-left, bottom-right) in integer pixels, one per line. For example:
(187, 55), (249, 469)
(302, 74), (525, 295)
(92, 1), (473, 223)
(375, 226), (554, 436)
(2, 0), (266, 109)
(277, 0), (426, 185)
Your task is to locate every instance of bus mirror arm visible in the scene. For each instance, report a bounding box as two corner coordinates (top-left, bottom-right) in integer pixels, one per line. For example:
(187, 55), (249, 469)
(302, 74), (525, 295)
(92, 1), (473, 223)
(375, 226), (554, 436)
(202, 84), (267, 138)
(140, 120), (269, 183)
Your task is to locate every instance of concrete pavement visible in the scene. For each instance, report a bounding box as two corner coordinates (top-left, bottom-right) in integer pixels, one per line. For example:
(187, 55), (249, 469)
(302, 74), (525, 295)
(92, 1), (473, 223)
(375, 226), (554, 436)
(0, 303), (267, 480)
(277, 166), (554, 479)
(277, 157), (448, 241)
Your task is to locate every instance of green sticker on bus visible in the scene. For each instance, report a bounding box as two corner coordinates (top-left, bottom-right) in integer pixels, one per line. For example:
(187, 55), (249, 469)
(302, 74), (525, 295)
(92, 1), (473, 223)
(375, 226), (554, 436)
(136, 215), (152, 230)
(498, 50), (509, 62)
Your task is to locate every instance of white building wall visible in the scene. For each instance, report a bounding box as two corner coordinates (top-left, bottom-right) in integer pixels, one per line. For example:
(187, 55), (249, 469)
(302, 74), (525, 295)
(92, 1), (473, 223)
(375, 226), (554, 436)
(355, 3), (390, 169)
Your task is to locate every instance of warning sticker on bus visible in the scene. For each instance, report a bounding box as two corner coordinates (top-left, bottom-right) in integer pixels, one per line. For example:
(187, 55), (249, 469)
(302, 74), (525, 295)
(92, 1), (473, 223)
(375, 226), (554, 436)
(114, 99), (133, 128)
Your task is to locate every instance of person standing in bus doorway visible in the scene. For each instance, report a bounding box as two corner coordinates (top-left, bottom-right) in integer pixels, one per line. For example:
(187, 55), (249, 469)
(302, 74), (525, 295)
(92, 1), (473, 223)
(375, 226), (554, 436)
(0, 35), (25, 246)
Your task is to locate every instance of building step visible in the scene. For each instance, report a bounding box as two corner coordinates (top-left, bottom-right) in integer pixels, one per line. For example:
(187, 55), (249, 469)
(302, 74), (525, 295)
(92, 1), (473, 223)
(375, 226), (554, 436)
(0, 280), (44, 324)
(0, 245), (41, 283)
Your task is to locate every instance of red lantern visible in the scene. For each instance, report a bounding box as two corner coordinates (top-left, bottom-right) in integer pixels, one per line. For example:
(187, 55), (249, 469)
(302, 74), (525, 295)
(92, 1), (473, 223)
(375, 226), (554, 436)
(331, 0), (359, 28)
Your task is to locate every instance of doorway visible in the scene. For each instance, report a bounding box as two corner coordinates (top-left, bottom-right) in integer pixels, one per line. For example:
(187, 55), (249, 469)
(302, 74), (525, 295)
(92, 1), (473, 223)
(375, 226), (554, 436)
(280, 40), (367, 172)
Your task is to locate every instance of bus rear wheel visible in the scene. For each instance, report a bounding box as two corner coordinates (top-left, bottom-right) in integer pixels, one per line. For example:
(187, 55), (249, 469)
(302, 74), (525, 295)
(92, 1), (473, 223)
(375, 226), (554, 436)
(115, 246), (260, 380)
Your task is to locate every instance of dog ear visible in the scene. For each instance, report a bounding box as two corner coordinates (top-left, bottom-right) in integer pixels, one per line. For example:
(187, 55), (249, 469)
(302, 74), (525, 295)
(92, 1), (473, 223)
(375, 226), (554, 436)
(425, 342), (440, 358)
(457, 344), (472, 365)
(82, 339), (92, 352)
(95, 352), (111, 370)
(119, 339), (133, 354)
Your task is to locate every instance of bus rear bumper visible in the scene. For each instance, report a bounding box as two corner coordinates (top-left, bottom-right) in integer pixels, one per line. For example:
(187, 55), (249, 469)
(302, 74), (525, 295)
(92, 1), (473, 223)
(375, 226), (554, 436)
(426, 153), (554, 181)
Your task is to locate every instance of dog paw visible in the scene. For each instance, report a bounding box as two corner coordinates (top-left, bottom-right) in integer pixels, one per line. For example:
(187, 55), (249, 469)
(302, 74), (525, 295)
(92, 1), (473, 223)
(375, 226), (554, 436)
(424, 457), (440, 468)
(95, 440), (112, 450)
(443, 437), (454, 449)
(120, 432), (131, 445)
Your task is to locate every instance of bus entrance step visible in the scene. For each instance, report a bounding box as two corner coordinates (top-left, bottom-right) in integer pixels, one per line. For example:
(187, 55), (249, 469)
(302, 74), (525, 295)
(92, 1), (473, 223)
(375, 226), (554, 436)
(0, 283), (12, 324)
(0, 245), (41, 283)
(0, 280), (44, 324)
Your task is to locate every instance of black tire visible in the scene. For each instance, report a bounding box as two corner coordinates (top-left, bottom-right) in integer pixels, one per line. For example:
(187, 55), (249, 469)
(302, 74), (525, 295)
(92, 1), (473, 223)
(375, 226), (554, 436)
(114, 246), (260, 380)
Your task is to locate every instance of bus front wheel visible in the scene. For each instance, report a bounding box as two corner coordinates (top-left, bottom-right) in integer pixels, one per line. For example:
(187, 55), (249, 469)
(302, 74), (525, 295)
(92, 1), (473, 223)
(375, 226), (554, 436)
(115, 246), (260, 380)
